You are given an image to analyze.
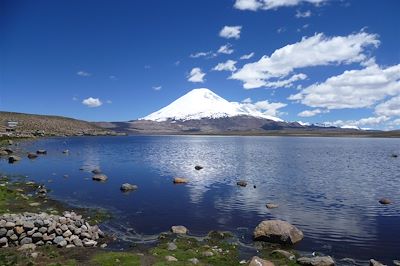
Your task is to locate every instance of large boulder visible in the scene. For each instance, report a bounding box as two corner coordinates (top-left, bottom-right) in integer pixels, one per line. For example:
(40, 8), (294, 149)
(173, 177), (188, 184)
(297, 256), (335, 266)
(249, 256), (275, 266)
(253, 220), (303, 245)
(171, 225), (188, 234)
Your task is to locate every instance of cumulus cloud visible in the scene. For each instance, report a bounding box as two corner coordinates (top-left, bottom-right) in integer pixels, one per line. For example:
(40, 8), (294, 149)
(238, 100), (287, 118)
(290, 63), (400, 109)
(231, 31), (379, 89)
(298, 108), (328, 117)
(77, 70), (91, 77)
(296, 10), (312, 18)
(219, 26), (242, 39)
(240, 52), (255, 60)
(375, 95), (400, 117)
(217, 44), (234, 55)
(324, 116), (389, 128)
(242, 97), (252, 103)
(187, 68), (206, 83)
(213, 60), (237, 72)
(82, 97), (102, 108)
(234, 0), (327, 11)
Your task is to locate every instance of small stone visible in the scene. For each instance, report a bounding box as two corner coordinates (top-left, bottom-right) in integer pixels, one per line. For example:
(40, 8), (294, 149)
(6, 230), (14, 237)
(66, 244), (75, 248)
(8, 155), (21, 163)
(369, 259), (386, 266)
(120, 183), (138, 192)
(39, 227), (47, 234)
(53, 236), (65, 245)
(173, 177), (188, 184)
(297, 256), (335, 266)
(249, 256), (275, 266)
(32, 232), (43, 242)
(36, 240), (44, 246)
(29, 203), (41, 207)
(31, 252), (38, 258)
(80, 232), (91, 239)
(379, 198), (392, 205)
(0, 237), (8, 246)
(83, 240), (97, 247)
(266, 203), (279, 209)
(165, 255), (178, 262)
(393, 260), (400, 266)
(0, 228), (7, 237)
(14, 226), (25, 235)
(194, 165), (203, 170)
(63, 150), (69, 154)
(60, 224), (68, 231)
(171, 225), (188, 234)
(100, 243), (107, 248)
(272, 250), (295, 260)
(43, 233), (55, 241)
(202, 251), (214, 257)
(188, 258), (200, 264)
(236, 180), (247, 187)
(36, 150), (47, 154)
(23, 222), (35, 230)
(167, 242), (177, 251)
(10, 234), (18, 241)
(92, 174), (108, 181)
(18, 243), (36, 251)
(55, 228), (63, 235)
(72, 238), (83, 247)
(63, 230), (72, 238)
(5, 221), (16, 229)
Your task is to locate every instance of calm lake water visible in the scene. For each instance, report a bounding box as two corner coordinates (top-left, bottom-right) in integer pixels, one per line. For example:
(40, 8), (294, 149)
(1, 136), (399, 263)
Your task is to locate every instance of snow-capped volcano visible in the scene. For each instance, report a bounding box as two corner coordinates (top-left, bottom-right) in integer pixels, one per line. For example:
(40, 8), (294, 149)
(140, 88), (282, 122)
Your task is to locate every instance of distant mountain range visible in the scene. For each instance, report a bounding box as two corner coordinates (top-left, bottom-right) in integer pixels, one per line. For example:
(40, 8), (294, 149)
(94, 88), (399, 137)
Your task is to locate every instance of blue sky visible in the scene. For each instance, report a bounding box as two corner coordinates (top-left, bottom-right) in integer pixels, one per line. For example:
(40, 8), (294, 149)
(1, 0), (400, 129)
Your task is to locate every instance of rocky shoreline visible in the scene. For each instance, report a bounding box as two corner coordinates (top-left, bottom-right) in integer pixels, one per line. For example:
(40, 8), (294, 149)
(0, 137), (397, 265)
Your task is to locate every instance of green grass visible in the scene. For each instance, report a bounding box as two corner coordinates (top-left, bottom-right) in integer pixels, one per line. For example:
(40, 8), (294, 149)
(91, 252), (141, 266)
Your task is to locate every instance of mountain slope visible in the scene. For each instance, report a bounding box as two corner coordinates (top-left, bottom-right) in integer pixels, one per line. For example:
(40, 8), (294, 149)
(140, 88), (282, 122)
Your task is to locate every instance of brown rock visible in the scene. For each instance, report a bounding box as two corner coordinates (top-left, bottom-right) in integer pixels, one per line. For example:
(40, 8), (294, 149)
(379, 198), (392, 205)
(297, 256), (335, 266)
(92, 174), (108, 181)
(249, 256), (275, 266)
(173, 177), (188, 184)
(253, 220), (304, 245)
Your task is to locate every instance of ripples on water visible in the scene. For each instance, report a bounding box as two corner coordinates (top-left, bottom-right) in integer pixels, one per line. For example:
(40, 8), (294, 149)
(1, 136), (399, 262)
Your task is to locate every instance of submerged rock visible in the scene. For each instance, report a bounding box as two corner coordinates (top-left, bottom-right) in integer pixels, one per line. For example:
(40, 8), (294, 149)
(249, 256), (275, 266)
(62, 150), (69, 154)
(379, 198), (392, 205)
(194, 165), (203, 170)
(236, 180), (247, 187)
(91, 169), (102, 175)
(27, 153), (38, 159)
(36, 150), (47, 155)
(8, 155), (21, 163)
(92, 174), (108, 182)
(173, 177), (188, 184)
(120, 183), (138, 192)
(297, 256), (335, 266)
(171, 225), (188, 234)
(253, 220), (304, 245)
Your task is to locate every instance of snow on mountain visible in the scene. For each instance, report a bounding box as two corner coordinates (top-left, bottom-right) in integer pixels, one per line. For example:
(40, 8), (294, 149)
(140, 88), (283, 122)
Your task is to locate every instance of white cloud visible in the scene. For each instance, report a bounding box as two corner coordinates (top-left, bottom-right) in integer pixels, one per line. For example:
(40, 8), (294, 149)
(324, 116), (389, 128)
(219, 26), (242, 39)
(295, 10), (312, 18)
(234, 0), (327, 11)
(82, 97), (102, 108)
(77, 70), (91, 77)
(240, 52), (255, 60)
(231, 31), (379, 89)
(290, 63), (400, 109)
(263, 73), (307, 88)
(153, 86), (162, 91)
(213, 60), (237, 72)
(239, 100), (287, 117)
(217, 44), (234, 55)
(190, 51), (213, 58)
(242, 97), (252, 103)
(375, 95), (400, 117)
(298, 108), (328, 117)
(187, 68), (206, 83)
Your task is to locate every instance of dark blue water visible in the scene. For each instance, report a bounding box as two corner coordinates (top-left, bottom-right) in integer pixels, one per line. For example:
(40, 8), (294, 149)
(1, 136), (399, 262)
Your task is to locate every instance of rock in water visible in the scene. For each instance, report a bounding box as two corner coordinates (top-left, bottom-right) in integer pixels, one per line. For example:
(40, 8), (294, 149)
(62, 150), (69, 154)
(120, 183), (138, 192)
(369, 259), (387, 266)
(171, 225), (188, 234)
(236, 180), (247, 187)
(266, 203), (279, 209)
(27, 153), (38, 159)
(36, 150), (47, 155)
(92, 174), (108, 181)
(253, 220), (304, 245)
(8, 155), (21, 163)
(173, 177), (188, 184)
(379, 198), (392, 205)
(249, 256), (275, 266)
(194, 165), (203, 170)
(297, 256), (335, 266)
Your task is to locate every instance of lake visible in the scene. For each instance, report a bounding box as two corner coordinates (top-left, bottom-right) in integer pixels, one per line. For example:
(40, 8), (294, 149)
(1, 136), (399, 263)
